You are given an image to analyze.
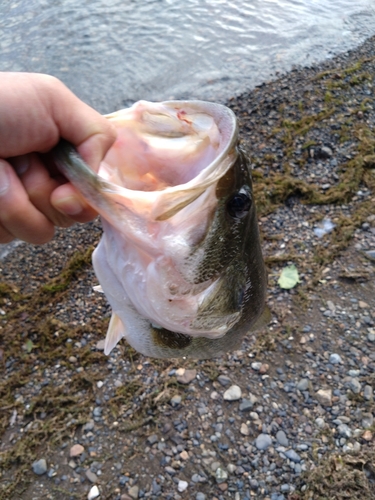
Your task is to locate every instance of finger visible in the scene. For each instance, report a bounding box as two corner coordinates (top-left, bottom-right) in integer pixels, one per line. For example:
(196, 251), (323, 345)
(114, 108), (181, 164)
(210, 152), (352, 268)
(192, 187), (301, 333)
(0, 159), (55, 244)
(50, 183), (98, 223)
(14, 153), (97, 227)
(0, 73), (116, 171)
(0, 224), (14, 244)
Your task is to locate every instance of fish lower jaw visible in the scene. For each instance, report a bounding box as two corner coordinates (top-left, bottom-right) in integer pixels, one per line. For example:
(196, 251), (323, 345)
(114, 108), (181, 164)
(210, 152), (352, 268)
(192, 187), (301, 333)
(148, 317), (237, 339)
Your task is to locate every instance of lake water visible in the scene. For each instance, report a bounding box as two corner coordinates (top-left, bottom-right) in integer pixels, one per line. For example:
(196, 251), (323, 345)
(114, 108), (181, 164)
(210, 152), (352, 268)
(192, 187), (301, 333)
(1, 0), (375, 113)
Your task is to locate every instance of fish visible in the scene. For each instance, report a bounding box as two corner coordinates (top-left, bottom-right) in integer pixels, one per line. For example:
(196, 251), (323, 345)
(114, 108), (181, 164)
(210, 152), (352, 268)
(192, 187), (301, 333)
(53, 100), (268, 359)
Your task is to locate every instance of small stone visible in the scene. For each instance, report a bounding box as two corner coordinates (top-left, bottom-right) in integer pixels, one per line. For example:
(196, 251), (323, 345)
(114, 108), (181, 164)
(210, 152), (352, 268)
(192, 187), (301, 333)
(88, 485), (100, 500)
(218, 482), (228, 492)
(96, 340), (105, 350)
(251, 362), (262, 371)
(259, 363), (269, 374)
(217, 375), (231, 386)
(211, 461), (221, 472)
(86, 470), (98, 483)
(178, 480), (188, 492)
(255, 433), (272, 450)
(97, 381), (104, 388)
(349, 378), (361, 394)
(368, 332), (375, 342)
(239, 398), (254, 411)
(227, 463), (236, 473)
(297, 379), (310, 391)
(170, 395), (182, 406)
(196, 494), (206, 500)
(32, 459), (47, 475)
(284, 449), (301, 463)
(69, 356), (77, 363)
(362, 413), (374, 429)
(83, 421), (95, 432)
(329, 353), (342, 364)
(70, 444), (84, 457)
(128, 485), (139, 499)
(364, 385), (373, 401)
(240, 423), (249, 436)
(223, 385), (242, 401)
(362, 430), (373, 441)
(359, 301), (369, 309)
(315, 417), (325, 428)
(180, 450), (189, 460)
(276, 430), (289, 447)
(147, 434), (158, 445)
(337, 424), (352, 438)
(215, 467), (228, 483)
(176, 369), (197, 384)
(315, 388), (332, 406)
(210, 391), (220, 400)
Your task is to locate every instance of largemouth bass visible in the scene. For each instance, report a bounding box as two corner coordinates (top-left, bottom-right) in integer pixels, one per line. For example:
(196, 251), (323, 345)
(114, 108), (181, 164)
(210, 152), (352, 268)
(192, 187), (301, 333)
(53, 100), (268, 359)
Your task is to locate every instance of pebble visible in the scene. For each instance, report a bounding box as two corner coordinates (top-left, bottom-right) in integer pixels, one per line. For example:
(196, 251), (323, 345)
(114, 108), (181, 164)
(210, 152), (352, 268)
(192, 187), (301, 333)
(196, 494), (206, 500)
(70, 444), (84, 457)
(86, 470), (98, 483)
(215, 467), (228, 483)
(284, 449), (301, 463)
(217, 375), (231, 386)
(32, 458), (47, 475)
(337, 424), (352, 438)
(240, 423), (250, 436)
(223, 385), (242, 401)
(348, 378), (361, 394)
(364, 385), (373, 401)
(297, 379), (310, 391)
(128, 485), (139, 499)
(255, 433), (272, 450)
(315, 388), (332, 406)
(329, 353), (342, 364)
(362, 413), (374, 429)
(276, 430), (289, 447)
(178, 480), (188, 492)
(239, 398), (254, 411)
(170, 394), (182, 406)
(251, 362), (262, 371)
(88, 486), (100, 500)
(176, 368), (197, 384)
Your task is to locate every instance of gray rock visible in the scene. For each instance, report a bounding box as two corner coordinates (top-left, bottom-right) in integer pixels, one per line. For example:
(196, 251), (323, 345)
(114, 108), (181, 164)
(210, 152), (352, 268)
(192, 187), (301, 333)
(239, 398), (254, 411)
(147, 434), (158, 445)
(223, 385), (242, 401)
(170, 395), (182, 406)
(368, 332), (375, 342)
(337, 424), (352, 438)
(251, 362), (262, 371)
(364, 385), (373, 401)
(362, 413), (374, 429)
(297, 379), (310, 391)
(349, 378), (361, 394)
(255, 433), (272, 450)
(315, 417), (325, 428)
(276, 430), (289, 447)
(329, 353), (342, 364)
(284, 449), (301, 463)
(86, 470), (98, 483)
(196, 494), (206, 500)
(217, 375), (231, 386)
(215, 467), (228, 483)
(32, 458), (47, 475)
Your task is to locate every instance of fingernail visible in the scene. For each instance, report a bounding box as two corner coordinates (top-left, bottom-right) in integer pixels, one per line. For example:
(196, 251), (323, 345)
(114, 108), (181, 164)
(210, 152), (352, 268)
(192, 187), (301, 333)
(12, 155), (30, 176)
(54, 196), (83, 215)
(0, 162), (10, 196)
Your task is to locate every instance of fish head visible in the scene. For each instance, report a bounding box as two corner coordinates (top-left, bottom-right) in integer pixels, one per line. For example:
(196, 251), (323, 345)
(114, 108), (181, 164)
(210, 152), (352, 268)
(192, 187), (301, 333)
(53, 100), (267, 359)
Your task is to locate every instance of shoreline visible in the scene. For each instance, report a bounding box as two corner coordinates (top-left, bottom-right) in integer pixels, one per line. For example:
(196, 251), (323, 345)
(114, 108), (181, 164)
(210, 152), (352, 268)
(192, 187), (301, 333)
(1, 35), (375, 500)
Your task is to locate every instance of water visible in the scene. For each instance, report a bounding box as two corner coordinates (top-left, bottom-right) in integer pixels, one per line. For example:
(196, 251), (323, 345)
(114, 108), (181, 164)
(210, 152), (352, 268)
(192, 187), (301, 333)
(0, 0), (374, 113)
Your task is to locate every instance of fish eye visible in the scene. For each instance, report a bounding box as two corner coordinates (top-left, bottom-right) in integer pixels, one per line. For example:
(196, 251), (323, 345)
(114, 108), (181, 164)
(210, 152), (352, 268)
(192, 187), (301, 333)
(226, 188), (252, 219)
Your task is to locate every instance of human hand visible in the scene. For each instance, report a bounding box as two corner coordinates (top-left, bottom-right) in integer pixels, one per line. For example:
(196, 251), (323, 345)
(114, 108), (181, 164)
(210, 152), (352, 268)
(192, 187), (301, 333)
(0, 72), (116, 244)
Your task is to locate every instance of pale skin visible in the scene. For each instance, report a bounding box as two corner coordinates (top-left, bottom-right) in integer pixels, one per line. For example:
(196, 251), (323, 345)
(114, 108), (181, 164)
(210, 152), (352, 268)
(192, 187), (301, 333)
(0, 72), (117, 244)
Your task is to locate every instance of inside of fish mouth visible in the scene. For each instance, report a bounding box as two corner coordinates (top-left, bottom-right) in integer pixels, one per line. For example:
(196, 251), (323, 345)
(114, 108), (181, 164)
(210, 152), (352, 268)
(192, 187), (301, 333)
(102, 111), (223, 192)
(151, 326), (193, 349)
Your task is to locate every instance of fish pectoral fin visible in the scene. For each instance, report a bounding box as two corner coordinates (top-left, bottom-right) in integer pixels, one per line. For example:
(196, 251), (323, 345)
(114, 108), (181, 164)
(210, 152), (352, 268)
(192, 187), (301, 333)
(104, 312), (126, 355)
(93, 285), (104, 293)
(251, 305), (271, 331)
